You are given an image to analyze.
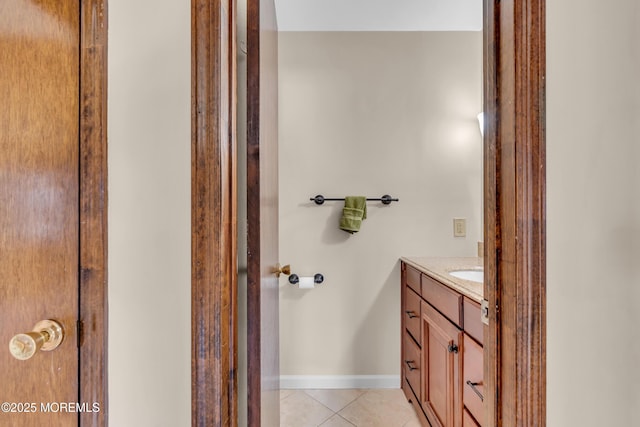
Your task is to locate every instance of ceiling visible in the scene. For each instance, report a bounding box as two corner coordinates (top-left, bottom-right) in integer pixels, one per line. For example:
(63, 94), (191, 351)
(274, 0), (482, 32)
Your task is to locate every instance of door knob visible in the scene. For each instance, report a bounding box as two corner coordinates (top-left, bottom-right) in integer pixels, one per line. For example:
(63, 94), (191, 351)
(9, 319), (64, 361)
(273, 263), (291, 278)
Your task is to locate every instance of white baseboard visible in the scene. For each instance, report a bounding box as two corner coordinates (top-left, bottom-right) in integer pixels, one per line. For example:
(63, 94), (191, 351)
(280, 375), (400, 389)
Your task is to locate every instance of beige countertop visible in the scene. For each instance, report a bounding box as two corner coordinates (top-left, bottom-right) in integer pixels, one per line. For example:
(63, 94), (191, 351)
(400, 257), (484, 303)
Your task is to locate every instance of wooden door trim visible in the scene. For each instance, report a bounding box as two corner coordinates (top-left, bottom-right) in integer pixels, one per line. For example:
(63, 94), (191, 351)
(79, 1), (109, 425)
(484, 0), (546, 425)
(191, 0), (238, 425)
(245, 0), (261, 423)
(189, 0), (547, 425)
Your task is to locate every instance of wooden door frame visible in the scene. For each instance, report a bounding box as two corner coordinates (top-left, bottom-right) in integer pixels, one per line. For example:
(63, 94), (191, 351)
(483, 0), (546, 425)
(190, 0), (546, 426)
(78, 0), (109, 426)
(192, 0), (238, 425)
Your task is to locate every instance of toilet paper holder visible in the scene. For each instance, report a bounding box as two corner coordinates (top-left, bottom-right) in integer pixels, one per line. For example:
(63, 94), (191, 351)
(288, 273), (324, 285)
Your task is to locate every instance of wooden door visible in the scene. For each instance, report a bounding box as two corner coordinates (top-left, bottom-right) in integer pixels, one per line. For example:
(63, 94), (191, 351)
(0, 1), (80, 425)
(247, 0), (280, 425)
(483, 0), (546, 425)
(421, 302), (463, 427)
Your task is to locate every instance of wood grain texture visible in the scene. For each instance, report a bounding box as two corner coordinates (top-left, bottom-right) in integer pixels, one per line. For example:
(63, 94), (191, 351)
(229, 0), (239, 424)
(247, 0), (280, 425)
(463, 334), (484, 424)
(483, 0), (546, 425)
(404, 377), (431, 427)
(463, 298), (483, 346)
(482, 0), (500, 425)
(403, 332), (422, 401)
(191, 0), (237, 425)
(0, 2), (80, 425)
(421, 274), (463, 328)
(463, 408), (481, 427)
(405, 286), (422, 346)
(79, 1), (109, 425)
(421, 301), (463, 427)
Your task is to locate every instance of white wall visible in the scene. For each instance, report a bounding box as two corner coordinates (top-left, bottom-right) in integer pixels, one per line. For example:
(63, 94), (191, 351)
(547, 1), (640, 425)
(278, 32), (482, 379)
(108, 1), (191, 425)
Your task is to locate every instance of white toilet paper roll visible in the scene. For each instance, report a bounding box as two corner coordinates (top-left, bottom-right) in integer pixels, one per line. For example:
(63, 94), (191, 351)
(298, 276), (315, 289)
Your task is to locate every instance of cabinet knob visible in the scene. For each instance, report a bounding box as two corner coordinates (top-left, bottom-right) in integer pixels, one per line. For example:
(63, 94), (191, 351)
(447, 343), (459, 354)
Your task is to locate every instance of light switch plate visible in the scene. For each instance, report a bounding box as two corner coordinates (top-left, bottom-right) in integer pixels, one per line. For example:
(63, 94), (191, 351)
(453, 218), (466, 237)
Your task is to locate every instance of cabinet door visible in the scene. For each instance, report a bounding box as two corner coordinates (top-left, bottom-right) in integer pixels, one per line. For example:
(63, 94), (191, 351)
(421, 301), (463, 427)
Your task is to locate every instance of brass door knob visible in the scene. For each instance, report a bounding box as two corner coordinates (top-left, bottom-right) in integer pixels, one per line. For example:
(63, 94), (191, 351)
(274, 264), (291, 278)
(9, 319), (64, 361)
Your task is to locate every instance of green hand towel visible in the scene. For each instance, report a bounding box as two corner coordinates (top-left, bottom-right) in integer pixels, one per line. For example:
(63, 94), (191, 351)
(339, 196), (367, 233)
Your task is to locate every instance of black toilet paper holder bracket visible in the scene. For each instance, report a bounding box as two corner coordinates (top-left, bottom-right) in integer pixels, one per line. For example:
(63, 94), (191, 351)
(288, 273), (324, 285)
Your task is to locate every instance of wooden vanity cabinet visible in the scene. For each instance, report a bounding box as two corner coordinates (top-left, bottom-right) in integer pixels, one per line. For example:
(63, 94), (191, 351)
(402, 264), (430, 426)
(463, 408), (481, 427)
(462, 332), (483, 423)
(401, 262), (484, 427)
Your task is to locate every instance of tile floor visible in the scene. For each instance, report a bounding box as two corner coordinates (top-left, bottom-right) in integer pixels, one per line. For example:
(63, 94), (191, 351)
(280, 388), (422, 427)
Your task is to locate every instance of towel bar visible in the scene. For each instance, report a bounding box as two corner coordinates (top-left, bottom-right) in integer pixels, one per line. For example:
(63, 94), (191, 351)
(310, 194), (398, 205)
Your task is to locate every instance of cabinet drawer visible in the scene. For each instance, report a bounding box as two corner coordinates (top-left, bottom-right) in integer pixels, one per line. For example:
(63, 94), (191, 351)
(463, 298), (483, 345)
(463, 333), (484, 425)
(463, 408), (481, 427)
(421, 273), (462, 327)
(405, 264), (421, 294)
(404, 286), (421, 345)
(403, 332), (421, 401)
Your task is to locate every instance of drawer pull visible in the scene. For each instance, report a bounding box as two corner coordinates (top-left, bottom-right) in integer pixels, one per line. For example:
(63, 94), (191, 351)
(447, 343), (459, 354)
(466, 380), (484, 401)
(404, 310), (418, 319)
(404, 360), (418, 371)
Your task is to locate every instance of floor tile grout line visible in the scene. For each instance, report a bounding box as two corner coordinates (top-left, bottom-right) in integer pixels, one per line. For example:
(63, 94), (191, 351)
(334, 391), (374, 427)
(281, 390), (336, 427)
(335, 391), (366, 418)
(302, 389), (368, 414)
(279, 390), (299, 403)
(314, 411), (337, 427)
(338, 389), (418, 427)
(300, 390), (342, 415)
(317, 413), (358, 427)
(282, 388), (420, 427)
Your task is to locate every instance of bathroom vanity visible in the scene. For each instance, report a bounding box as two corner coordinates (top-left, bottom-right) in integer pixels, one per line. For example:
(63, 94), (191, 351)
(400, 257), (484, 427)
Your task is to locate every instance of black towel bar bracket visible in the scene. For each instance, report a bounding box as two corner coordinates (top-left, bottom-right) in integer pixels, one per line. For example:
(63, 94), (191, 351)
(310, 194), (398, 205)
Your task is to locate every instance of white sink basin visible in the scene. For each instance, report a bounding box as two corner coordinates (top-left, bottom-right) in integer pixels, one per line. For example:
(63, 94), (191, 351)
(449, 269), (484, 283)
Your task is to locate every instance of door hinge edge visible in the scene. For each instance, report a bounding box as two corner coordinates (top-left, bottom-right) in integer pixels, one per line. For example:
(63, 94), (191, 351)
(481, 299), (490, 325)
